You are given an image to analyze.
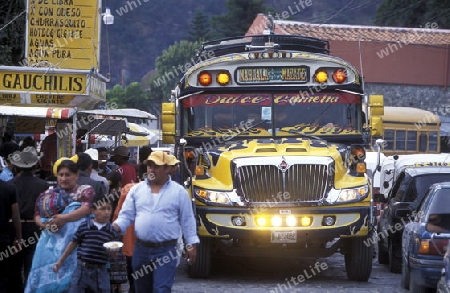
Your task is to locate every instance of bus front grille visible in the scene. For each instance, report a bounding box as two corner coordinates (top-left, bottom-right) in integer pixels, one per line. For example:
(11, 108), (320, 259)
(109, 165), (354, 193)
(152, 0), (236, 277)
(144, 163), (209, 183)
(233, 163), (330, 203)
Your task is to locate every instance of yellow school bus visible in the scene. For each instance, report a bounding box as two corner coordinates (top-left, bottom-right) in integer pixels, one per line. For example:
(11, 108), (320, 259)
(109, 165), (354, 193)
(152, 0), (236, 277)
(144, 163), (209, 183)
(382, 107), (440, 156)
(162, 25), (384, 281)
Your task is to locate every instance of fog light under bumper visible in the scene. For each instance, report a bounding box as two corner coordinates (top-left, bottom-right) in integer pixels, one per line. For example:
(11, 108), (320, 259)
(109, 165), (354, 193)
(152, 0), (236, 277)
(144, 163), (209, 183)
(231, 216), (246, 226)
(322, 216), (336, 226)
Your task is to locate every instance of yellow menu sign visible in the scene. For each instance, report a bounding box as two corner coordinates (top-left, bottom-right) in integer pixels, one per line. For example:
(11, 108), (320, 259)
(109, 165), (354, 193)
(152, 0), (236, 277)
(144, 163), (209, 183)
(0, 71), (87, 94)
(0, 93), (21, 103)
(26, 0), (100, 70)
(31, 94), (75, 104)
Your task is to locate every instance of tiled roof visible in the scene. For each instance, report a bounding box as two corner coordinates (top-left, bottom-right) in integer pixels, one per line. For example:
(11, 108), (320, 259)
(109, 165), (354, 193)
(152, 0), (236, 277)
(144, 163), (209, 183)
(273, 19), (450, 45)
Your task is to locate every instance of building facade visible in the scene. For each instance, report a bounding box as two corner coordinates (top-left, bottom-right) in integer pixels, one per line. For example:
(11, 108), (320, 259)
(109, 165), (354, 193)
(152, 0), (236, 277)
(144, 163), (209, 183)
(247, 14), (450, 115)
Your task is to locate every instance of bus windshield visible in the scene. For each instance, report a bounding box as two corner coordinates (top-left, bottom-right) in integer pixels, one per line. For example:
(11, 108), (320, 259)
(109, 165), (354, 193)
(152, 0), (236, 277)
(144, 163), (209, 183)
(182, 92), (362, 138)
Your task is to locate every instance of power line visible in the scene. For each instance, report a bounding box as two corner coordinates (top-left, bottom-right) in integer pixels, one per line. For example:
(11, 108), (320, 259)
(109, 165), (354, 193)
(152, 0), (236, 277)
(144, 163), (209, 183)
(0, 10), (26, 33)
(319, 0), (354, 25)
(372, 0), (426, 23)
(304, 0), (372, 24)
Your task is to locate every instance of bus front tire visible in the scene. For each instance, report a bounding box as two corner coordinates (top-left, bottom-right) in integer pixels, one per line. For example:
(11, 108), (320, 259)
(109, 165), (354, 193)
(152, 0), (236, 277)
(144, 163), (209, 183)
(344, 235), (373, 282)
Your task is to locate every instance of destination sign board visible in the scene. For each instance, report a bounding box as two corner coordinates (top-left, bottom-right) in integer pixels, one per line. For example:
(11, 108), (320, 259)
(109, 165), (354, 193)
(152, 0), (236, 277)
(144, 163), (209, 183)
(237, 66), (309, 84)
(26, 0), (100, 70)
(0, 71), (87, 94)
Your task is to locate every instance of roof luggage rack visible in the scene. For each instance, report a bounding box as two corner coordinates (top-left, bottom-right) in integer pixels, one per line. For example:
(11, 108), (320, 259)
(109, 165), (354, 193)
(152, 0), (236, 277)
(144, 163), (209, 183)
(196, 34), (330, 59)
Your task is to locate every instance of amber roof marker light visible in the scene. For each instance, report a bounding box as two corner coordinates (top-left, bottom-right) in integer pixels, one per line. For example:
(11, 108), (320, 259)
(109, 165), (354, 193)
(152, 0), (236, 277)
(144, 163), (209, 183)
(332, 69), (347, 83)
(198, 72), (212, 86)
(314, 69), (328, 83)
(216, 71), (231, 86)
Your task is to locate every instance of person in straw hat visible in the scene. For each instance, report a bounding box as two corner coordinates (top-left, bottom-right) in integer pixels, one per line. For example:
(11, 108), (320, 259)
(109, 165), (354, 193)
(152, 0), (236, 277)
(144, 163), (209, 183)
(166, 154), (181, 184)
(113, 151), (199, 293)
(9, 147), (49, 291)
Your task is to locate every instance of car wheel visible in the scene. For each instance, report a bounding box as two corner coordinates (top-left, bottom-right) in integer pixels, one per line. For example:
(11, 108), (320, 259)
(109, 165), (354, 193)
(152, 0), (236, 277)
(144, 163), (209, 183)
(401, 256), (410, 289)
(344, 234), (373, 281)
(187, 237), (212, 278)
(410, 276), (432, 293)
(388, 241), (401, 273)
(377, 235), (389, 264)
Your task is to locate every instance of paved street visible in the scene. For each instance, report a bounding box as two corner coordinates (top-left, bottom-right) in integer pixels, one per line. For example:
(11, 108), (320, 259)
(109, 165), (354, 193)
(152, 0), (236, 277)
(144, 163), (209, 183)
(172, 252), (407, 293)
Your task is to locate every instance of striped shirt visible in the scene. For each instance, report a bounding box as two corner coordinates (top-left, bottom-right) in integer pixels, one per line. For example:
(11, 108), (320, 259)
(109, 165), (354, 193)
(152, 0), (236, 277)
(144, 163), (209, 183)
(73, 219), (119, 264)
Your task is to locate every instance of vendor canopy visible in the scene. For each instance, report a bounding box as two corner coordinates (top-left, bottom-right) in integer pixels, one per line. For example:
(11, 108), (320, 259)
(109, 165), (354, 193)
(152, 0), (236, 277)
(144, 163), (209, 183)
(78, 108), (157, 120)
(0, 105), (75, 119)
(122, 123), (158, 147)
(77, 108), (157, 138)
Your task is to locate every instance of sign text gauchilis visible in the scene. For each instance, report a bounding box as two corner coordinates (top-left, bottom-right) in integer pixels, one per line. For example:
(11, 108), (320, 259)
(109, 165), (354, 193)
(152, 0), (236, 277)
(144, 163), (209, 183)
(1, 73), (85, 93)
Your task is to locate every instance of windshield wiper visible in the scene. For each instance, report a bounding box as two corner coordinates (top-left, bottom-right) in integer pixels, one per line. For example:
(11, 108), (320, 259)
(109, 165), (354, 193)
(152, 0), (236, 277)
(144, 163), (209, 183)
(285, 128), (323, 141)
(235, 119), (271, 136)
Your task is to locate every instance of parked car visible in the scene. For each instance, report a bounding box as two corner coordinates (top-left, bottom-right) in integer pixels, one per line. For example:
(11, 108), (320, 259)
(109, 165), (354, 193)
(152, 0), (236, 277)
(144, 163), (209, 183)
(436, 241), (450, 293)
(377, 166), (450, 273)
(401, 182), (450, 292)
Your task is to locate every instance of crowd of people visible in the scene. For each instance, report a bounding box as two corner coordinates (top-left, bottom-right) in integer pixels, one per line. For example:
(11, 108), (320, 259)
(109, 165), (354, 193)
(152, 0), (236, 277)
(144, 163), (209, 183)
(0, 132), (197, 293)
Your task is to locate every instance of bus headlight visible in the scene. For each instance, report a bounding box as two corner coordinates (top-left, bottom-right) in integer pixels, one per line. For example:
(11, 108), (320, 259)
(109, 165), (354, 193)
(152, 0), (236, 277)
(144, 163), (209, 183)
(194, 188), (244, 206)
(326, 185), (369, 203)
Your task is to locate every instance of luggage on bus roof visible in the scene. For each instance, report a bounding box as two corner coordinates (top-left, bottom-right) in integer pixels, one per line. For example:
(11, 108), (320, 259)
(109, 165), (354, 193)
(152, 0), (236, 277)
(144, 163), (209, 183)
(198, 34), (330, 58)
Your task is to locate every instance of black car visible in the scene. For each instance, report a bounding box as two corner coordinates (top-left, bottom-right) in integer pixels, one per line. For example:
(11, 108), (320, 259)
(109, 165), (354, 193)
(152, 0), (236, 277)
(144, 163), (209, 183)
(376, 166), (450, 273)
(402, 182), (450, 291)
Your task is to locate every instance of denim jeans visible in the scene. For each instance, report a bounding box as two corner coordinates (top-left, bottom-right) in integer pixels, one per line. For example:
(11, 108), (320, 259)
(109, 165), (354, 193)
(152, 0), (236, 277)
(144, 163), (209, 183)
(69, 261), (111, 293)
(132, 241), (179, 293)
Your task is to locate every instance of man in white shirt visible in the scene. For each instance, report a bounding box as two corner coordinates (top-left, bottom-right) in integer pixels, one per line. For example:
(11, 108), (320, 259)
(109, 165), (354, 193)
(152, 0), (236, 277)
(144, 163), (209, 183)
(113, 151), (199, 293)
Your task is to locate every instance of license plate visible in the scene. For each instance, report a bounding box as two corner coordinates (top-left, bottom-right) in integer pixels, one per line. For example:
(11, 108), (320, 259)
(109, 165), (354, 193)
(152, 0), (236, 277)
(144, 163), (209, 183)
(271, 230), (297, 243)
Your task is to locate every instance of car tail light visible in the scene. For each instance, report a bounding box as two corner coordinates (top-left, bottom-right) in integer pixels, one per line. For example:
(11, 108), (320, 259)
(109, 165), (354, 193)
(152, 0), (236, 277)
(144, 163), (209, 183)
(418, 239), (449, 255)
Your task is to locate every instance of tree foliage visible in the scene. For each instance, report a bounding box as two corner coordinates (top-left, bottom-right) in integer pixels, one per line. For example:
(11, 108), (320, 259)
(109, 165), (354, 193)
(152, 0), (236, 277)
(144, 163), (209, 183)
(375, 0), (450, 29)
(187, 9), (212, 42)
(106, 84), (126, 109)
(147, 40), (201, 101)
(0, 0), (26, 65)
(210, 0), (269, 38)
(106, 82), (150, 110)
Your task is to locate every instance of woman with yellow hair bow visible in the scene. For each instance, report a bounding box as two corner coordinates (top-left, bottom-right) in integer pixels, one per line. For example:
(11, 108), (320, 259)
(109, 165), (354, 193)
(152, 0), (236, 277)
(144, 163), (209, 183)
(25, 158), (95, 293)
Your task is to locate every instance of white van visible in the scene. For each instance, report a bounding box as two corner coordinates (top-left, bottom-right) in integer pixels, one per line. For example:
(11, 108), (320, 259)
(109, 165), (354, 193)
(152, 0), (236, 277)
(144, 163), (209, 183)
(366, 151), (386, 219)
(366, 151), (387, 193)
(379, 153), (450, 198)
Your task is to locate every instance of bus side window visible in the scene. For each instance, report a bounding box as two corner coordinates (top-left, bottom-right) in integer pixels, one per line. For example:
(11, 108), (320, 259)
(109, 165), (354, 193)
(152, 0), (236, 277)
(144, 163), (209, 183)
(406, 131), (417, 151)
(384, 130), (394, 150)
(419, 133), (427, 152)
(396, 130), (406, 150)
(429, 131), (438, 152)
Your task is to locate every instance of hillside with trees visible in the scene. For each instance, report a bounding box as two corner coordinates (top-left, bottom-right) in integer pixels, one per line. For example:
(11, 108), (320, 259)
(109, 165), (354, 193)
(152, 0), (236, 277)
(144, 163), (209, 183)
(8, 0), (448, 110)
(1, 0), (384, 85)
(375, 0), (450, 29)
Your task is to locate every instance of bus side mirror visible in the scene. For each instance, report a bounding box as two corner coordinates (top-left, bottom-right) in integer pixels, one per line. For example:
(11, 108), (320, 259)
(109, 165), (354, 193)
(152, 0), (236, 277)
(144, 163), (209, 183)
(370, 116), (383, 137)
(368, 94), (384, 137)
(162, 103), (176, 144)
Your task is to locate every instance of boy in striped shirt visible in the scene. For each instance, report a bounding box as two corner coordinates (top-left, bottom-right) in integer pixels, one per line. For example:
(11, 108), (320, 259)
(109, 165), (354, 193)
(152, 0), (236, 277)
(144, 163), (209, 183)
(53, 193), (119, 292)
